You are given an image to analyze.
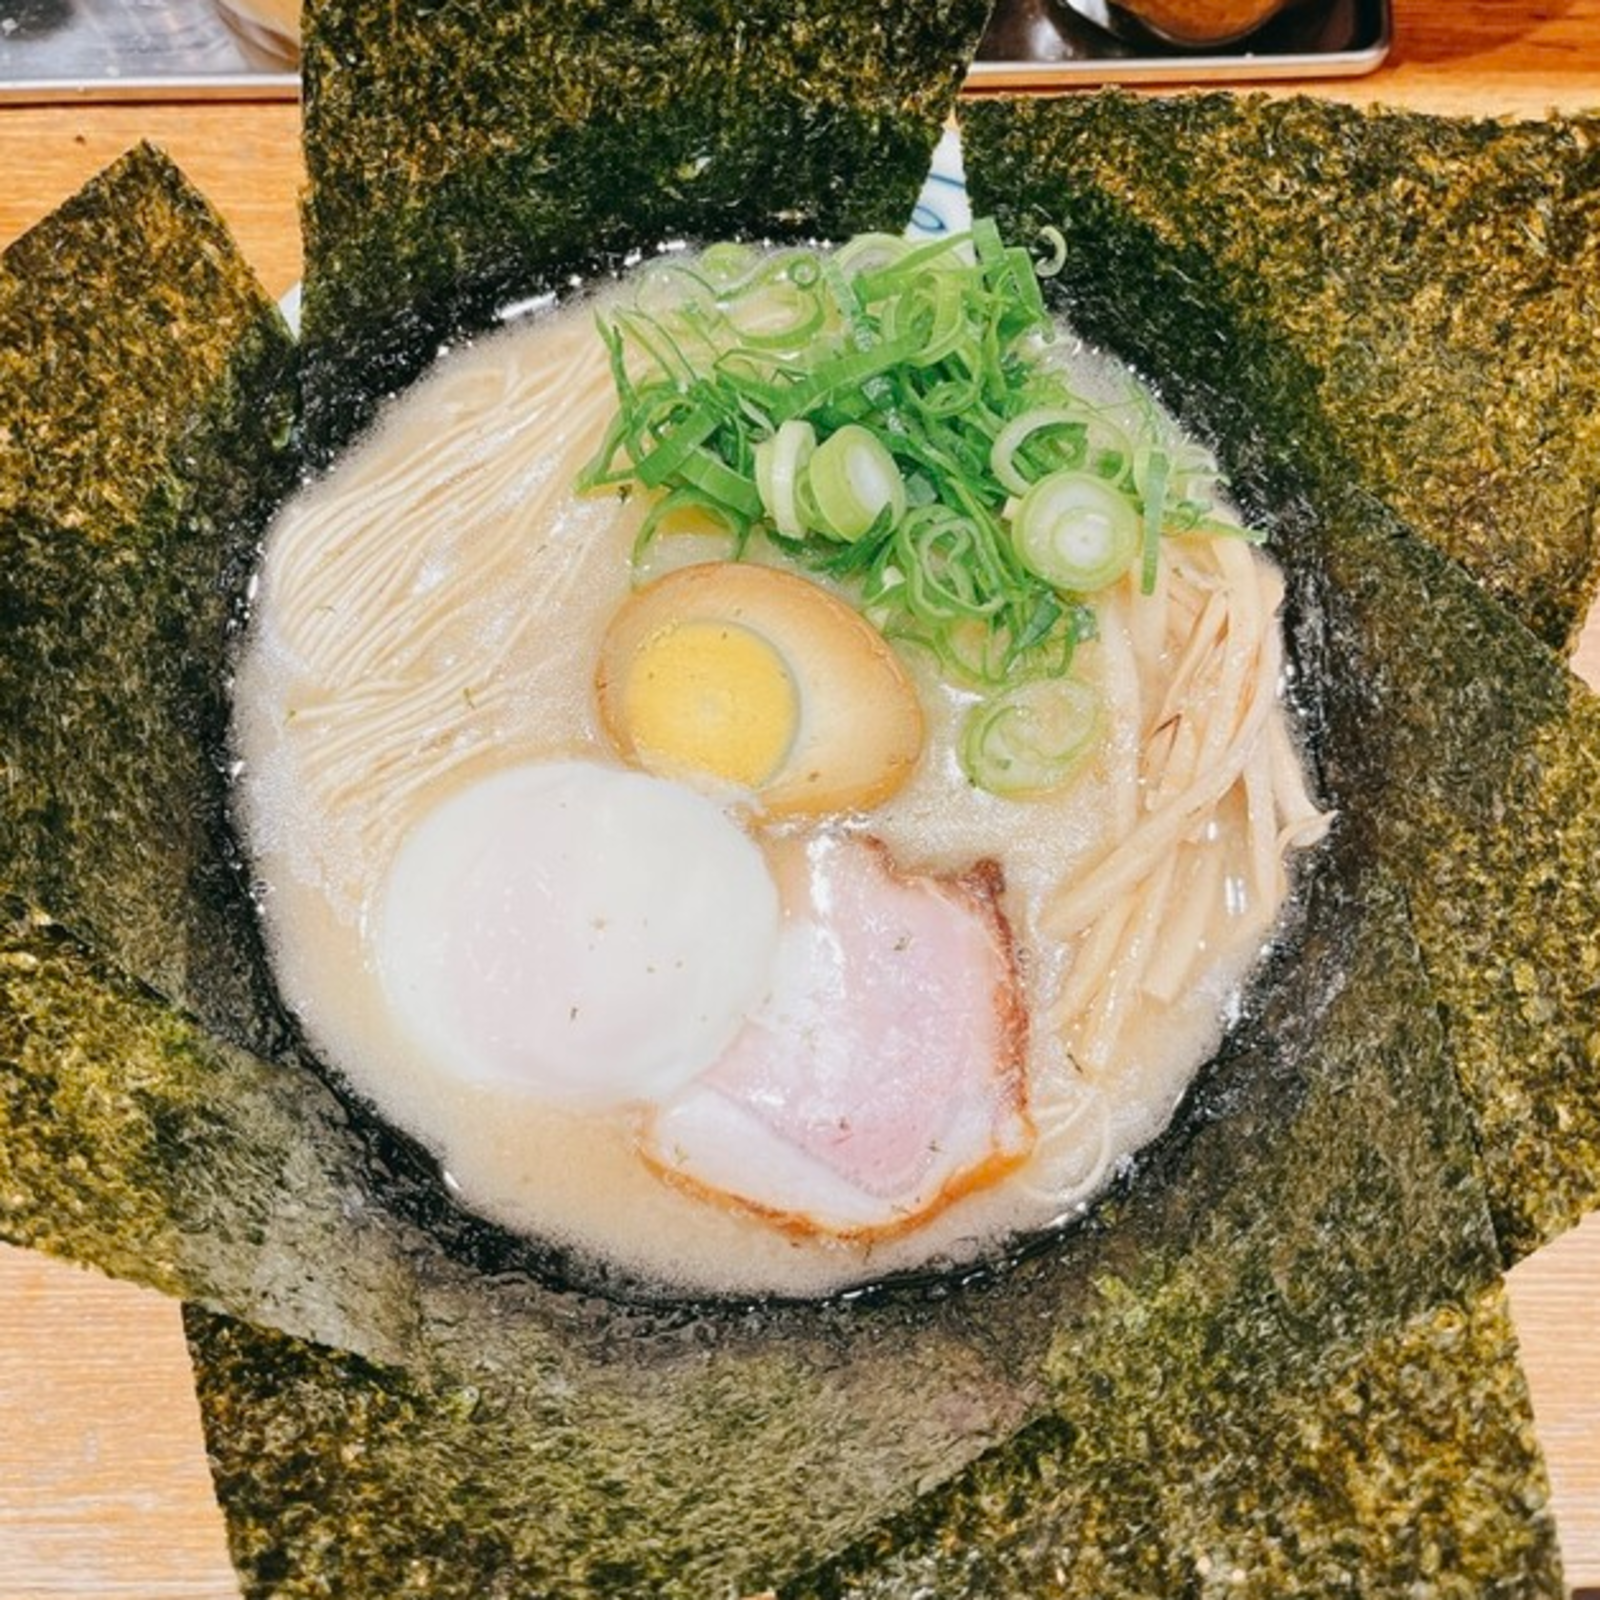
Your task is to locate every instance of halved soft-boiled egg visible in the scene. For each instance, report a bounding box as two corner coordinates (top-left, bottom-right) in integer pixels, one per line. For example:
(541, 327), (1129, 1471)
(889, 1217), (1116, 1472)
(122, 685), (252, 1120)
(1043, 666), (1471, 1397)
(595, 561), (925, 816)
(371, 760), (781, 1107)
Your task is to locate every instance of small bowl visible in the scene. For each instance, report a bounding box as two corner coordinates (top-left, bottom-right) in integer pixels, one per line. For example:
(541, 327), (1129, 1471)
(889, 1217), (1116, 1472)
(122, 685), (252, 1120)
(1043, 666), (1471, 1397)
(212, 0), (302, 62)
(1065, 0), (1310, 49)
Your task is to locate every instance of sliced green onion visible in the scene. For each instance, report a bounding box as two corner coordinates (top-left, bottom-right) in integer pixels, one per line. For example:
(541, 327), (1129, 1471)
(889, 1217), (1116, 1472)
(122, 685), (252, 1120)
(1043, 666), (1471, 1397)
(896, 508), (1006, 620)
(752, 418), (816, 540)
(1011, 471), (1140, 594)
(1190, 512), (1269, 544)
(767, 331), (926, 423)
(852, 231), (973, 305)
(673, 445), (763, 521)
(907, 369), (985, 420)
(1139, 446), (1170, 595)
(578, 222), (1266, 739)
(630, 398), (721, 488)
(1011, 589), (1065, 657)
(999, 244), (1048, 330)
(880, 269), (968, 368)
(960, 677), (1100, 797)
(832, 232), (912, 280)
(971, 215), (1005, 268)
(696, 240), (760, 284)
(1034, 225), (1068, 278)
(989, 407), (1084, 496)
(632, 484), (748, 565)
(805, 424), (906, 542)
(722, 280), (827, 350)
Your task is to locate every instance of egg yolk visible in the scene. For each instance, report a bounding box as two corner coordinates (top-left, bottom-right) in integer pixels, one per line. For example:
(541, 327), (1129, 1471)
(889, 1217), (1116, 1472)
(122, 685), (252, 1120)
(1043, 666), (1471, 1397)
(620, 620), (799, 790)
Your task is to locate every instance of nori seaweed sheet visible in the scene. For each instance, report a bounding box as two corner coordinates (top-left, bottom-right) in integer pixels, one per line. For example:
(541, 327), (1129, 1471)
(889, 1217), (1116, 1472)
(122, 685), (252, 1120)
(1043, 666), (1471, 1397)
(297, 0), (994, 463)
(0, 143), (298, 1059)
(961, 93), (1600, 1267)
(788, 1282), (1559, 1600)
(0, 147), (1561, 1586)
(961, 94), (1600, 655)
(185, 867), (1551, 1598)
(189, 1286), (1562, 1600)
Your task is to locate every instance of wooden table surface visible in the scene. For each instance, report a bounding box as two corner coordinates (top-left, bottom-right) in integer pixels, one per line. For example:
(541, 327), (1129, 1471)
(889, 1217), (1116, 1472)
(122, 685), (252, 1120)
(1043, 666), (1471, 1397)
(3, 4), (1600, 1595)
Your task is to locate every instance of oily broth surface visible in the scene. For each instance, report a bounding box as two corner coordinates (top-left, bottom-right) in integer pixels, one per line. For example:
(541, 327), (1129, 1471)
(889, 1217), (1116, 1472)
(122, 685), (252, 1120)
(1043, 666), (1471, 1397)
(233, 287), (1298, 1299)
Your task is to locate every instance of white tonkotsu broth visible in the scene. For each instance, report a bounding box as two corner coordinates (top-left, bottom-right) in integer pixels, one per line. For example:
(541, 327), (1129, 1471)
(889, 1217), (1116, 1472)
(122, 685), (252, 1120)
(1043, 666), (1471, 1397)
(232, 281), (1328, 1299)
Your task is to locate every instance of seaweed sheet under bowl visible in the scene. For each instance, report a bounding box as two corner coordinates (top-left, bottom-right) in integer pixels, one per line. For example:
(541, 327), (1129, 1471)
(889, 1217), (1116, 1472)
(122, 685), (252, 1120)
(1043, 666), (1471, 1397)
(2, 13), (1599, 1597)
(1, 158), (1539, 1591)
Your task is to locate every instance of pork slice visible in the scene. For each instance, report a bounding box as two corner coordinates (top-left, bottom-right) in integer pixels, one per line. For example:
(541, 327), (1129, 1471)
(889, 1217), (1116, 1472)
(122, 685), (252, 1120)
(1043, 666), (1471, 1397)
(641, 834), (1033, 1239)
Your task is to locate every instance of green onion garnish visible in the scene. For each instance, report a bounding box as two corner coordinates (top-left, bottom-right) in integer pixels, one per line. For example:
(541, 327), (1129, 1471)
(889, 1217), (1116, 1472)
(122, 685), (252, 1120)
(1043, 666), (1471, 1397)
(804, 424), (906, 542)
(752, 419), (816, 540)
(577, 221), (1258, 794)
(1139, 446), (1170, 597)
(1012, 471), (1141, 595)
(959, 677), (1101, 798)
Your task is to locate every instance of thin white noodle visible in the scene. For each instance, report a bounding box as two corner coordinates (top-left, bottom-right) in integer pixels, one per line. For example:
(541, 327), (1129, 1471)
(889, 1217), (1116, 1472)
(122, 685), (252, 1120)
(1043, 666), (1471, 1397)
(260, 312), (623, 873)
(272, 342), (611, 664)
(300, 385), (615, 684)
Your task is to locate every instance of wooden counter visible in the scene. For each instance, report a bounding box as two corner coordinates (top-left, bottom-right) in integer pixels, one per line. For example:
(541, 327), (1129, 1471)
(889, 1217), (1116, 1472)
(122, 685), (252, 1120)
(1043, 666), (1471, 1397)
(2, 4), (1599, 1593)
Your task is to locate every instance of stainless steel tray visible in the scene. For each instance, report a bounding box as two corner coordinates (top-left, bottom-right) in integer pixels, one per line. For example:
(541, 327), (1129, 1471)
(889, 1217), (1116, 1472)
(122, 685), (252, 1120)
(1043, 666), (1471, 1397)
(0, 0), (296, 102)
(0, 0), (1386, 104)
(969, 0), (1391, 88)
